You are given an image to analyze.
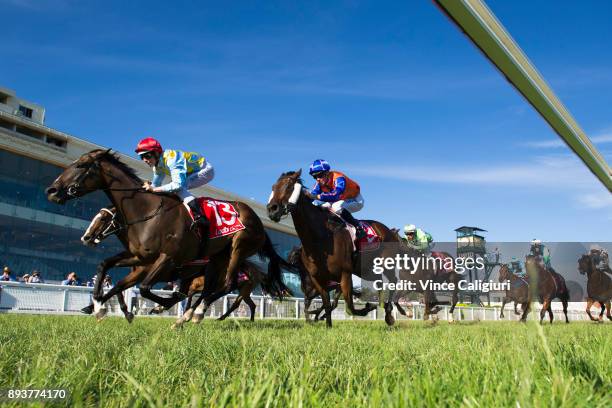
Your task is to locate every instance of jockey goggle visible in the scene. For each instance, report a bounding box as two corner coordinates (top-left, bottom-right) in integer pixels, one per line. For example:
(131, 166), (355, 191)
(139, 151), (156, 160)
(311, 171), (328, 180)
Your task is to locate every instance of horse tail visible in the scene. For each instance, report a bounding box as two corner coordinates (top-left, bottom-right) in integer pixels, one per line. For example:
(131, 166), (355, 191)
(257, 233), (297, 298)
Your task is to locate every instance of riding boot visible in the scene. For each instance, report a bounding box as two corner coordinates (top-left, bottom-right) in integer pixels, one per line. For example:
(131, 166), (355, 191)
(340, 209), (366, 239)
(187, 200), (210, 257)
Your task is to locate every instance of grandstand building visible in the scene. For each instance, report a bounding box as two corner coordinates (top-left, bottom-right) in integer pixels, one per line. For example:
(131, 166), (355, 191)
(0, 86), (302, 292)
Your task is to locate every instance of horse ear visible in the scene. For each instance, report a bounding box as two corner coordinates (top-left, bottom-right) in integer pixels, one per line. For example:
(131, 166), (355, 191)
(295, 169), (302, 177)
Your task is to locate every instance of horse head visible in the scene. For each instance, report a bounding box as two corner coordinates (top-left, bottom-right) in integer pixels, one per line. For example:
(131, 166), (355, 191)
(81, 207), (117, 247)
(46, 149), (112, 204)
(498, 264), (510, 282)
(267, 169), (305, 222)
(577, 254), (592, 276)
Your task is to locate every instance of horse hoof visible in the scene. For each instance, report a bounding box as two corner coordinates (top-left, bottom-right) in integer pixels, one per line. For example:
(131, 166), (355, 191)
(81, 305), (94, 315)
(171, 322), (183, 330)
(448, 317), (455, 323)
(192, 314), (203, 324)
(126, 313), (134, 324)
(95, 311), (107, 322)
(385, 314), (395, 326)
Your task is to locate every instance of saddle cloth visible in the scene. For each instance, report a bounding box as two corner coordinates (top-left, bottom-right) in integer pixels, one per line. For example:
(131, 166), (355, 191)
(187, 197), (246, 239)
(346, 221), (381, 252)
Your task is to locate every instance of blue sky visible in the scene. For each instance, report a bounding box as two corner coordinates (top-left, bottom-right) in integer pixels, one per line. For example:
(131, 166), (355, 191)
(1, 0), (611, 241)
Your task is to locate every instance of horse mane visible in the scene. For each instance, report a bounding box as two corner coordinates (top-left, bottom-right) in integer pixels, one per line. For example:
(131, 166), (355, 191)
(95, 149), (142, 183)
(279, 171), (304, 186)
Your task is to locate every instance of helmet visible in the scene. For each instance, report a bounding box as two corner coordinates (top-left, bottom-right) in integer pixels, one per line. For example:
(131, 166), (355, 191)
(135, 137), (163, 155)
(531, 239), (541, 246)
(404, 224), (416, 234)
(590, 244), (602, 252)
(309, 159), (331, 176)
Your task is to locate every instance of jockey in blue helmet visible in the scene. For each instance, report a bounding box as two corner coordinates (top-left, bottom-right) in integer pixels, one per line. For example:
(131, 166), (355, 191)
(307, 159), (366, 238)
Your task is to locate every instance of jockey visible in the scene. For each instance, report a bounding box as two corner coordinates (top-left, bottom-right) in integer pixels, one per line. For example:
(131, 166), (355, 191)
(589, 244), (610, 273)
(135, 137), (214, 236)
(307, 159), (366, 239)
(403, 224), (434, 253)
(529, 239), (551, 270)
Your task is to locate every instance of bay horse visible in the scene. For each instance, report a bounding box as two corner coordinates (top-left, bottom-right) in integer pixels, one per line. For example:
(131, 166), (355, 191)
(167, 259), (274, 328)
(497, 264), (529, 321)
(46, 149), (288, 316)
(81, 206), (284, 324)
(267, 170), (437, 327)
(524, 255), (570, 324)
(578, 254), (612, 322)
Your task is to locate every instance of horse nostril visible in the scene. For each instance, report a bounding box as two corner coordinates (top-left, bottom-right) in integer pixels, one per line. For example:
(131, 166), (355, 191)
(46, 187), (57, 195)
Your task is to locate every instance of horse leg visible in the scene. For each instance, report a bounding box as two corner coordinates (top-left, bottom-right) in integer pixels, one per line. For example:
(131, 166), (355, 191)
(218, 295), (244, 320)
(585, 299), (596, 321)
(222, 240), (250, 292)
(519, 302), (530, 323)
(115, 291), (134, 323)
(303, 295), (314, 322)
(540, 298), (550, 324)
(91, 252), (141, 314)
(138, 254), (182, 309)
(606, 301), (612, 321)
(547, 302), (554, 324)
(598, 302), (605, 322)
(561, 296), (569, 324)
(394, 302), (407, 316)
(500, 297), (507, 319)
(244, 295), (257, 321)
(93, 266), (146, 321)
(514, 301), (521, 316)
(219, 281), (252, 320)
(308, 275), (333, 328)
(340, 271), (376, 318)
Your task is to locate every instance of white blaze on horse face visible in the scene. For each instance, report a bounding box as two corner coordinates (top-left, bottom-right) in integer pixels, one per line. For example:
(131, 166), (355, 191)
(267, 191), (274, 204)
(81, 213), (103, 244)
(288, 183), (302, 205)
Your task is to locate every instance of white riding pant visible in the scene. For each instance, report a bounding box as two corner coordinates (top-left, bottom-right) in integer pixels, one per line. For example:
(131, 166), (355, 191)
(175, 162), (215, 204)
(314, 193), (364, 214)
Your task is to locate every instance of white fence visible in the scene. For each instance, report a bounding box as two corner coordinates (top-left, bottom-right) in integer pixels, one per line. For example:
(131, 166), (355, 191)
(0, 281), (593, 322)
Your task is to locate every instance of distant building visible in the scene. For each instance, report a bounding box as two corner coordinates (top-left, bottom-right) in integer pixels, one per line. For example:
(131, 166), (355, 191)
(0, 86), (300, 291)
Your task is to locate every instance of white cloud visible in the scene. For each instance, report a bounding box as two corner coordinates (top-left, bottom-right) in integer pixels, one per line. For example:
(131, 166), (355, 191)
(344, 154), (604, 190)
(575, 191), (612, 209)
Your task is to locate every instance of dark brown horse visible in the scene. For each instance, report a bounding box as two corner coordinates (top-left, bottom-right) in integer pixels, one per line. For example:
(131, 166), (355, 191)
(578, 254), (612, 322)
(169, 259), (276, 328)
(525, 255), (570, 324)
(267, 170), (438, 327)
(497, 264), (530, 321)
(46, 149), (287, 317)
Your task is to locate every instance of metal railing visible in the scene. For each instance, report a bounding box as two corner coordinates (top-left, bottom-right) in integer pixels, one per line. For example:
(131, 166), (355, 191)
(0, 281), (592, 322)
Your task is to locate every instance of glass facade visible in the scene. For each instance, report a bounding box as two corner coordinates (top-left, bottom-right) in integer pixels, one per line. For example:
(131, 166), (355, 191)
(0, 148), (302, 292)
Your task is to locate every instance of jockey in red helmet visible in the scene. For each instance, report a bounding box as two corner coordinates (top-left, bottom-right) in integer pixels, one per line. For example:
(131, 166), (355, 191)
(135, 137), (214, 243)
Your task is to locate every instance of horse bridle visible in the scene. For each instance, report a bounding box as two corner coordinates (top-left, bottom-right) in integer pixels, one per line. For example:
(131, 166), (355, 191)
(67, 160), (101, 197)
(268, 182), (303, 219)
(66, 156), (167, 225)
(66, 156), (145, 197)
(92, 208), (124, 243)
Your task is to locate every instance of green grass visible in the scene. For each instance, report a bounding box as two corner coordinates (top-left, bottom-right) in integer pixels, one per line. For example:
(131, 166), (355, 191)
(0, 314), (610, 407)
